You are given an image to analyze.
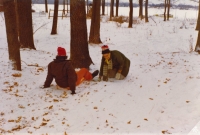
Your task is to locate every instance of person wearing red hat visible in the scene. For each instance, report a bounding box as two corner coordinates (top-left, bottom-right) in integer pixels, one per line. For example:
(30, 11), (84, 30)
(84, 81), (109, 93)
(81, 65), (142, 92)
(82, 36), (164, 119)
(43, 47), (99, 94)
(99, 45), (130, 81)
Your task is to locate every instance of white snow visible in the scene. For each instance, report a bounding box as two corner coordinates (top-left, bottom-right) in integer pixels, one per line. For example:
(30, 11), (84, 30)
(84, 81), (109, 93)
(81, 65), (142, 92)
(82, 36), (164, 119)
(0, 3), (200, 135)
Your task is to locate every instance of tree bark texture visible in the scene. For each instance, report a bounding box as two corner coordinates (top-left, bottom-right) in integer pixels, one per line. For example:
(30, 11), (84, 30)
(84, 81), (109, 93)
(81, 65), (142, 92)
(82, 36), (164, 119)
(102, 0), (105, 15)
(51, 0), (59, 34)
(116, 0), (119, 17)
(139, 0), (143, 19)
(145, 0), (149, 22)
(45, 0), (48, 13)
(164, 0), (167, 21)
(70, 0), (93, 68)
(63, 0), (65, 14)
(3, 0), (21, 70)
(110, 0), (114, 20)
(128, 0), (133, 28)
(16, 0), (35, 49)
(89, 0), (102, 44)
(167, 0), (170, 20)
(195, 1), (200, 51)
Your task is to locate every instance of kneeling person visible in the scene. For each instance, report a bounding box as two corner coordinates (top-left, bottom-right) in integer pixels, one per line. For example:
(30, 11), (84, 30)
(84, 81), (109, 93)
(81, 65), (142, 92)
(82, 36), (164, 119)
(99, 45), (130, 81)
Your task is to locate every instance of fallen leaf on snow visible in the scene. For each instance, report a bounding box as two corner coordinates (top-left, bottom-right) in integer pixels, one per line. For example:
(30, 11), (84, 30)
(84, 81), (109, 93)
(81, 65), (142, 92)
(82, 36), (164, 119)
(12, 73), (22, 77)
(127, 121), (131, 124)
(186, 101), (190, 103)
(144, 118), (148, 121)
(162, 130), (171, 134)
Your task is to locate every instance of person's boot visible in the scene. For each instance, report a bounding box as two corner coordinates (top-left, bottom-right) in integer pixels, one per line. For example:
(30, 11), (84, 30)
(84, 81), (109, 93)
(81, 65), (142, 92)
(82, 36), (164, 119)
(92, 70), (99, 78)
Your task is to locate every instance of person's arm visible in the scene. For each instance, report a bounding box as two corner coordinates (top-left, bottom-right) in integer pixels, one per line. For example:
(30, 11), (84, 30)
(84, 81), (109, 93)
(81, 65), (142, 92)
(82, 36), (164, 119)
(66, 62), (77, 94)
(44, 63), (54, 88)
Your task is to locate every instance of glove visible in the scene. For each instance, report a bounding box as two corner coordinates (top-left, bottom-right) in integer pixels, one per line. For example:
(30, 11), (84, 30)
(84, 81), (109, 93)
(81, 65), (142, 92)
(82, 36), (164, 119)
(40, 85), (49, 89)
(71, 90), (76, 95)
(115, 73), (121, 80)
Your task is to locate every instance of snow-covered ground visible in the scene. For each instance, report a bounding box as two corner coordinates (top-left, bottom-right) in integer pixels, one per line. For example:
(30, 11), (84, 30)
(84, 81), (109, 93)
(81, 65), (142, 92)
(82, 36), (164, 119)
(0, 4), (200, 135)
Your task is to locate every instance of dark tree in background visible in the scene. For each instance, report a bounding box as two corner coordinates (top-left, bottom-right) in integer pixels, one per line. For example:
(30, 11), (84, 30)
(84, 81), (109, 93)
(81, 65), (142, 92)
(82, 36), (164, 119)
(70, 0), (93, 68)
(128, 0), (133, 28)
(63, 0), (65, 14)
(195, 1), (200, 51)
(164, 0), (167, 21)
(16, 0), (35, 49)
(116, 0), (119, 17)
(89, 0), (102, 44)
(167, 0), (171, 20)
(45, 0), (48, 13)
(145, 0), (149, 22)
(102, 0), (105, 15)
(3, 0), (21, 70)
(87, 0), (89, 15)
(139, 0), (143, 19)
(51, 0), (59, 34)
(110, 0), (114, 20)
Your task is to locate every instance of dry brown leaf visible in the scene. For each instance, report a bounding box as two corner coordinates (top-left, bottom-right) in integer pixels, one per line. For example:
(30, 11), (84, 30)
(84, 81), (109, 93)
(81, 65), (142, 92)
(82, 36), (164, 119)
(18, 104), (25, 109)
(94, 106), (98, 109)
(137, 125), (140, 128)
(8, 120), (15, 122)
(186, 101), (190, 103)
(106, 120), (108, 123)
(161, 130), (171, 134)
(49, 105), (53, 109)
(12, 73), (22, 77)
(41, 122), (47, 126)
(144, 118), (148, 121)
(149, 98), (153, 100)
(12, 125), (21, 131)
(14, 82), (19, 86)
(64, 132), (68, 135)
(43, 113), (48, 116)
(53, 99), (59, 102)
(127, 121), (131, 124)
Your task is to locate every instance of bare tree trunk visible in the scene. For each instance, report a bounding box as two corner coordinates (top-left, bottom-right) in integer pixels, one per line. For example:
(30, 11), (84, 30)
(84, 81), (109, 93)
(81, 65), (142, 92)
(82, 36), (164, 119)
(145, 0), (149, 22)
(195, 0), (200, 51)
(102, 0), (105, 15)
(63, 0), (65, 15)
(89, 0), (102, 44)
(110, 0), (114, 20)
(67, 0), (69, 13)
(70, 0), (93, 68)
(164, 0), (167, 21)
(116, 0), (119, 17)
(16, 0), (35, 49)
(139, 0), (143, 20)
(3, 0), (21, 71)
(45, 0), (48, 13)
(51, 0), (59, 35)
(128, 0), (133, 28)
(87, 0), (89, 15)
(167, 0), (170, 20)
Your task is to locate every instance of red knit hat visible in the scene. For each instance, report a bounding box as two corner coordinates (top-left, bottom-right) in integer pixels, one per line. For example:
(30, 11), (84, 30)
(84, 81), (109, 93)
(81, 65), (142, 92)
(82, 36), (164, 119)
(101, 45), (110, 54)
(57, 47), (66, 56)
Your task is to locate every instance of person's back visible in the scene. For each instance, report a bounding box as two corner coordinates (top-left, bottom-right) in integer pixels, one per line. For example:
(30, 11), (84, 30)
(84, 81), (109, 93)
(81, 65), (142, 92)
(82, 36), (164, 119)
(44, 47), (77, 94)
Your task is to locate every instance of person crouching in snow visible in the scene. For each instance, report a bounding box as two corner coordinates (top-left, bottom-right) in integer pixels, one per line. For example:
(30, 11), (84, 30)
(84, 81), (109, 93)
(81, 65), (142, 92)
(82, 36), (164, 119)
(43, 47), (99, 94)
(99, 45), (130, 81)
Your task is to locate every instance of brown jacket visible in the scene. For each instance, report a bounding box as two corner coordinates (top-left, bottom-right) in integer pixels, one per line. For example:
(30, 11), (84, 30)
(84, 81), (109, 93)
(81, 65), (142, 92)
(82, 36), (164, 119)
(44, 56), (77, 92)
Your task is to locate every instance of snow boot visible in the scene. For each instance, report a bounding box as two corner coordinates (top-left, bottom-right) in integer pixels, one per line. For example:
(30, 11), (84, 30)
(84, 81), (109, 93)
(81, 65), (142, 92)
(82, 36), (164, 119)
(92, 70), (99, 78)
